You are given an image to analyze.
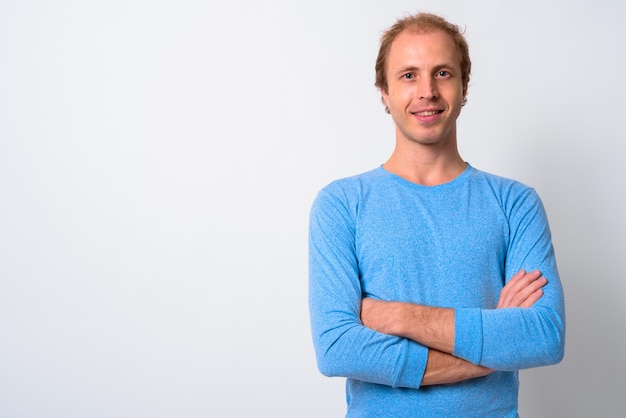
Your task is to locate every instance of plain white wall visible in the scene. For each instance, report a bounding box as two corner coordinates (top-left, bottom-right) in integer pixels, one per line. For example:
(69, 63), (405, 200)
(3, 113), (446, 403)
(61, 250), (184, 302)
(1, 0), (624, 417)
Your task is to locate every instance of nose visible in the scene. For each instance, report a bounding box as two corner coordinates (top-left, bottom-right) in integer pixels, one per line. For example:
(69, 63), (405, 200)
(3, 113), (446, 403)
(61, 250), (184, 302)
(417, 76), (438, 100)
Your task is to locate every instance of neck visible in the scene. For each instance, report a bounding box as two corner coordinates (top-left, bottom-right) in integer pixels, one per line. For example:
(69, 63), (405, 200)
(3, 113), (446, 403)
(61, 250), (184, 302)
(383, 138), (466, 186)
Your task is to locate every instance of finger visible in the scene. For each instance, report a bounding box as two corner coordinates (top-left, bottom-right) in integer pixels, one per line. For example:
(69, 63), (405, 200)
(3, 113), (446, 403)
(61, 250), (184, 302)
(501, 276), (547, 308)
(514, 275), (547, 307)
(498, 270), (545, 308)
(505, 270), (527, 288)
(507, 279), (544, 307)
(497, 270), (529, 308)
(497, 270), (524, 307)
(502, 270), (538, 295)
(518, 288), (544, 308)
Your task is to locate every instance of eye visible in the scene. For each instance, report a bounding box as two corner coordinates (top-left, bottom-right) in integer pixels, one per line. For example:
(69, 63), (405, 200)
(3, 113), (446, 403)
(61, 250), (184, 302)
(436, 70), (450, 77)
(403, 73), (414, 80)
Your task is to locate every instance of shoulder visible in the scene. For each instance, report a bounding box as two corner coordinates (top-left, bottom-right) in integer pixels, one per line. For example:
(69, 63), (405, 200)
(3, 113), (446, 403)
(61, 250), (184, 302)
(309, 167), (388, 226)
(314, 167), (384, 203)
(468, 166), (545, 218)
(469, 166), (537, 198)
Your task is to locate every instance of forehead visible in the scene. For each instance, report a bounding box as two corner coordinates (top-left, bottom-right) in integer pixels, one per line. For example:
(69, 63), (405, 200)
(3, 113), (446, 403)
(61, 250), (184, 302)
(387, 29), (461, 70)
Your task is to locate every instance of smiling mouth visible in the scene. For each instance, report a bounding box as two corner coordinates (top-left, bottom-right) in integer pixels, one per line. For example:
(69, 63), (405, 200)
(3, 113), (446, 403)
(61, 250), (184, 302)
(413, 110), (443, 116)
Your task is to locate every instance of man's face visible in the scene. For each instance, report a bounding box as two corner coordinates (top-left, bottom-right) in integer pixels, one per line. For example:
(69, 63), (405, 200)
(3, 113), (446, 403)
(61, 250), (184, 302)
(381, 30), (466, 147)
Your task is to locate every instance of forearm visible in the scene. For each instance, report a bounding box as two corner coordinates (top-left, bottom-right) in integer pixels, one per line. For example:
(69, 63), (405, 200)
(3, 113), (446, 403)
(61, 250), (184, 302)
(401, 305), (455, 354)
(454, 272), (565, 369)
(361, 270), (562, 369)
(362, 300), (564, 370)
(361, 299), (456, 354)
(462, 305), (565, 369)
(421, 349), (492, 386)
(357, 301), (491, 386)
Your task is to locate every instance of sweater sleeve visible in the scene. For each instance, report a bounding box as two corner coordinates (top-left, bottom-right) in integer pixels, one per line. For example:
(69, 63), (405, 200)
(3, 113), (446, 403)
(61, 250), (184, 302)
(308, 187), (428, 388)
(453, 188), (566, 370)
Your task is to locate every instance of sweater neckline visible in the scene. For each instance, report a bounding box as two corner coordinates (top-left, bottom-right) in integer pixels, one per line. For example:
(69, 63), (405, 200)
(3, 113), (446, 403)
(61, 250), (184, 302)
(377, 163), (473, 190)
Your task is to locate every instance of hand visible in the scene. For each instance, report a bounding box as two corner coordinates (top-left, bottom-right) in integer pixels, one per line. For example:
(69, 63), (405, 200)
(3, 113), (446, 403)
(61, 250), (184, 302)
(497, 270), (547, 308)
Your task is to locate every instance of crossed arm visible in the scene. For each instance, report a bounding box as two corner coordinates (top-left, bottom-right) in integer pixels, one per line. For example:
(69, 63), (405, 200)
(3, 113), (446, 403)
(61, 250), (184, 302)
(361, 270), (548, 385)
(310, 185), (565, 389)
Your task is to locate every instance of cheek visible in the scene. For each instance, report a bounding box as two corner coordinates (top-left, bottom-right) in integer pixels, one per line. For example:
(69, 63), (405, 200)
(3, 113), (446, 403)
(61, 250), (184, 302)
(387, 87), (413, 106)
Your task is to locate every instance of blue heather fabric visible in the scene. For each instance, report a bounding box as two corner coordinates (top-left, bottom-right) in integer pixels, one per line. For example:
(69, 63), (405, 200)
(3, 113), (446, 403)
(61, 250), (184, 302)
(308, 164), (565, 417)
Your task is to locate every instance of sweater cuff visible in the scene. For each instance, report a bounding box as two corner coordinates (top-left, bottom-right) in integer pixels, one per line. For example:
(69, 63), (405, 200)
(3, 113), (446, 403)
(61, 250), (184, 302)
(453, 307), (483, 364)
(394, 340), (429, 388)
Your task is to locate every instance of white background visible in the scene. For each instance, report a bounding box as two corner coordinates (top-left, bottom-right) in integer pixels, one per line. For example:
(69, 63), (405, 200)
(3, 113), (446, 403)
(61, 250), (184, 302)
(1, 1), (624, 417)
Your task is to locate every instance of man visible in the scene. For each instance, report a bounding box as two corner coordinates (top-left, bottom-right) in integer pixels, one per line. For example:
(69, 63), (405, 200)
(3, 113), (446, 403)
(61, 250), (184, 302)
(308, 12), (565, 417)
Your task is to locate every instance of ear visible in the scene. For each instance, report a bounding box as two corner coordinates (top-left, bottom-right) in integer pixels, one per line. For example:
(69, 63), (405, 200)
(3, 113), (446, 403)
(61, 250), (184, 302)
(380, 89), (390, 114)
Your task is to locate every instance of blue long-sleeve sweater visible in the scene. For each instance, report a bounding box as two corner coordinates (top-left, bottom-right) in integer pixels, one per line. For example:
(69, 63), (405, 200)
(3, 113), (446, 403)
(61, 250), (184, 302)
(308, 164), (565, 417)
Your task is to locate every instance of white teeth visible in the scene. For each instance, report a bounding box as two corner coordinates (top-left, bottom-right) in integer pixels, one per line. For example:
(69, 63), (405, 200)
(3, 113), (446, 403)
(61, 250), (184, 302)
(415, 110), (439, 116)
